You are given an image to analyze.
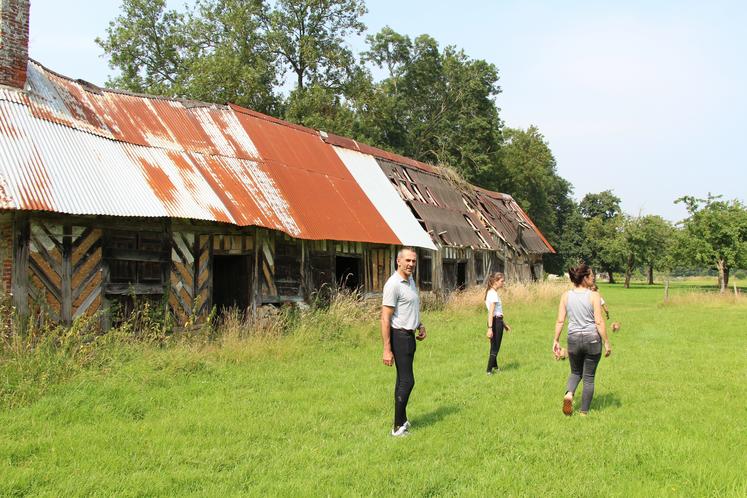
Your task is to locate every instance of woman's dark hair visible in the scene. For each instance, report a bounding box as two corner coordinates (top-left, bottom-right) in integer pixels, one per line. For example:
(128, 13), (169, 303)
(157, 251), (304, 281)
(568, 263), (593, 286)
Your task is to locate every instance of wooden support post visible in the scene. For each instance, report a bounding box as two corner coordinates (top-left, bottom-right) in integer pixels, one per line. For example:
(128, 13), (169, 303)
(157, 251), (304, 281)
(664, 279), (670, 302)
(12, 213), (29, 316)
(252, 227), (260, 318)
(61, 224), (73, 324)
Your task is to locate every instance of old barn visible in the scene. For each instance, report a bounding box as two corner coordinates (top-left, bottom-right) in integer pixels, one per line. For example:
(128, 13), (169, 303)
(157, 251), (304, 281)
(0, 0), (553, 325)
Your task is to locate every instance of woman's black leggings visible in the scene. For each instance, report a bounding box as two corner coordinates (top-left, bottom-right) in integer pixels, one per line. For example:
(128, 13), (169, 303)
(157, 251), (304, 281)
(391, 328), (416, 428)
(487, 317), (504, 372)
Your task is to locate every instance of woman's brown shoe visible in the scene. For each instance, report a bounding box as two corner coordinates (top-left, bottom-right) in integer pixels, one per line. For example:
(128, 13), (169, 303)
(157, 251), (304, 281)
(562, 395), (573, 416)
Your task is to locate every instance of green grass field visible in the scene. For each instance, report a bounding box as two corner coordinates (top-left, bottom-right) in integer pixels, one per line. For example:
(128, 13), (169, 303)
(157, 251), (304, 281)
(1, 281), (746, 497)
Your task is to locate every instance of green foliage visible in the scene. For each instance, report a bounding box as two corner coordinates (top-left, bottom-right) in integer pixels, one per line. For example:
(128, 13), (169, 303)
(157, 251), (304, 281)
(675, 194), (747, 291)
(618, 215), (675, 286)
(579, 189), (622, 220)
(500, 126), (574, 272)
(96, 0), (280, 113)
(96, 0), (188, 96)
(575, 191), (625, 280)
(358, 31), (503, 186)
(264, 0), (367, 91)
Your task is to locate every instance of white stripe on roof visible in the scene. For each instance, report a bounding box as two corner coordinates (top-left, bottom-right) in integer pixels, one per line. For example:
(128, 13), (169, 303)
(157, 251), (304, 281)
(333, 146), (436, 250)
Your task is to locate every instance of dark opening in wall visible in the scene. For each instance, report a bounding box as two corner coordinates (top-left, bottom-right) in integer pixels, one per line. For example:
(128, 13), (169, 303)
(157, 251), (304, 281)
(457, 261), (467, 289)
(274, 238), (302, 297)
(475, 255), (484, 284)
(213, 255), (250, 313)
(336, 256), (361, 291)
(443, 260), (456, 291)
(418, 254), (432, 291)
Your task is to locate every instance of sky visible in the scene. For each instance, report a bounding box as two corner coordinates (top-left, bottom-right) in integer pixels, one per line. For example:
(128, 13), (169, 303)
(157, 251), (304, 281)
(27, 0), (747, 222)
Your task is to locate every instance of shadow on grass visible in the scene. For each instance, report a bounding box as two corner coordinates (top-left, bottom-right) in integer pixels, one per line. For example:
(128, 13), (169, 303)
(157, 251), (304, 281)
(414, 404), (460, 429)
(593, 392), (622, 412)
(500, 361), (520, 371)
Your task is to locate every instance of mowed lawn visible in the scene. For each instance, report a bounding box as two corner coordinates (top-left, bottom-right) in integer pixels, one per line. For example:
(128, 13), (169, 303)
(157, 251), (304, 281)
(1, 282), (746, 497)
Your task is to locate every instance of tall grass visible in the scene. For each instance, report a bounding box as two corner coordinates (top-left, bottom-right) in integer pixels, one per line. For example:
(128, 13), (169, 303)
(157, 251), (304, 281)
(444, 280), (567, 313)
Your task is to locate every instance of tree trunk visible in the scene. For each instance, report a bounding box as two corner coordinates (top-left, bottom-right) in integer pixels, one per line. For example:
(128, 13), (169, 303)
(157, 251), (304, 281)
(607, 268), (615, 284)
(648, 265), (654, 285)
(724, 267), (730, 288)
(624, 255), (632, 288)
(717, 260), (726, 293)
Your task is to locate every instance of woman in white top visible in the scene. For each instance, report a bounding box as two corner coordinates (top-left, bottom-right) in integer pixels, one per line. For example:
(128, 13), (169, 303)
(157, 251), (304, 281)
(485, 272), (511, 374)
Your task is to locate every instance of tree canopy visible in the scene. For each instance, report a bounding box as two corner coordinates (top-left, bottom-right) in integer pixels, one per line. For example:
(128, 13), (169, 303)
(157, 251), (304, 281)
(675, 195), (747, 291)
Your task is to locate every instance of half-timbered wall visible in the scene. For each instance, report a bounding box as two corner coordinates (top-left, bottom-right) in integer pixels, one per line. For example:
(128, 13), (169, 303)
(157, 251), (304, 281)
(18, 219), (103, 324)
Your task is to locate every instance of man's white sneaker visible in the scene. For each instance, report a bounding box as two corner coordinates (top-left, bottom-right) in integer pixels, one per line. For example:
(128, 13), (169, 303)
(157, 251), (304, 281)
(403, 420), (411, 431)
(390, 424), (409, 437)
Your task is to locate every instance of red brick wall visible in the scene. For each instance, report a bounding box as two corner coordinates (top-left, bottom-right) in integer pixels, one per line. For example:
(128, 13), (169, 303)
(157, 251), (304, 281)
(0, 0), (30, 89)
(0, 213), (12, 295)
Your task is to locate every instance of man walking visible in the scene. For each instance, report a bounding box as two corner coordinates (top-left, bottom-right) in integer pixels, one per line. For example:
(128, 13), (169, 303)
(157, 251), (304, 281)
(381, 247), (426, 437)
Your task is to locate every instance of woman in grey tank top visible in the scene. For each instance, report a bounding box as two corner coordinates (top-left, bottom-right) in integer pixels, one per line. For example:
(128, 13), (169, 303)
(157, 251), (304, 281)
(552, 263), (611, 415)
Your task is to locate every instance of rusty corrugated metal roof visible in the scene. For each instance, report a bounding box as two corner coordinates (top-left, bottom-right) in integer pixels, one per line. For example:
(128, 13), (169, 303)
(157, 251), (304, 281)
(0, 59), (408, 245)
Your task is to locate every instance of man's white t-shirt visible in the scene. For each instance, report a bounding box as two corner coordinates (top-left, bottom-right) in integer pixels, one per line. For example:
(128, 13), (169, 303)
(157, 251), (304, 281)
(382, 272), (420, 330)
(485, 288), (503, 317)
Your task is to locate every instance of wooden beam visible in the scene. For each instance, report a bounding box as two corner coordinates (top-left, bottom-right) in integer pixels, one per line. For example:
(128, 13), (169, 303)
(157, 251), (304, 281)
(61, 224), (73, 324)
(104, 283), (165, 295)
(12, 213), (29, 315)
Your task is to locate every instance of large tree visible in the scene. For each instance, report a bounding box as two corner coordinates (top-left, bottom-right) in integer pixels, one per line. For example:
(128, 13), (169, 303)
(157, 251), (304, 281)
(96, 0), (280, 113)
(500, 127), (572, 250)
(96, 0), (188, 96)
(619, 215), (675, 287)
(579, 191), (624, 282)
(263, 0), (367, 91)
(639, 215), (675, 285)
(675, 195), (747, 292)
(359, 30), (503, 186)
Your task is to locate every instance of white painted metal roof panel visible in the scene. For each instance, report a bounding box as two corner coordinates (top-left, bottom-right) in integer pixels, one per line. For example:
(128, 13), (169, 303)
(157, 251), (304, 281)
(333, 146), (436, 250)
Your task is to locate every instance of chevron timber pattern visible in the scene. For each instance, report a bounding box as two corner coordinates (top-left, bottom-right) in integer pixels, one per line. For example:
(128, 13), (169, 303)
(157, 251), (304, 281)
(27, 222), (102, 323)
(169, 232), (211, 324)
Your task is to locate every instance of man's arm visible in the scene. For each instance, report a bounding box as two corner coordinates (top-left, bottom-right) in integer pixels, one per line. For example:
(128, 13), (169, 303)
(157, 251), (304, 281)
(381, 305), (394, 366)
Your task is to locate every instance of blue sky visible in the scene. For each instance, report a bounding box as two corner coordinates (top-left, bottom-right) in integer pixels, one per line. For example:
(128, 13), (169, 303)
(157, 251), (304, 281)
(28, 0), (747, 222)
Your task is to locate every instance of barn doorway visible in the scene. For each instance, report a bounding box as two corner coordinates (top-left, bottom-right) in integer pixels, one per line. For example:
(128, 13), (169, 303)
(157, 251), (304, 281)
(212, 255), (250, 313)
(336, 256), (361, 291)
(457, 261), (467, 289)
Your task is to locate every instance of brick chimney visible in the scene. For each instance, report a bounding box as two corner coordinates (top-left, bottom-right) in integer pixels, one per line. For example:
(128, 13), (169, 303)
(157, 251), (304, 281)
(0, 0), (30, 89)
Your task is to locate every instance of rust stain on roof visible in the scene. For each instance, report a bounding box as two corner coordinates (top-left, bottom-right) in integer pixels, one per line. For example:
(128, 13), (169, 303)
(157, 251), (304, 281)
(138, 156), (177, 205)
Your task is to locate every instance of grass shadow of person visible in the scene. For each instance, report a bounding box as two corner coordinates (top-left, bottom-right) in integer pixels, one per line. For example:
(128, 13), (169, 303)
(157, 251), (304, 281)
(593, 392), (622, 412)
(499, 361), (520, 371)
(413, 404), (460, 429)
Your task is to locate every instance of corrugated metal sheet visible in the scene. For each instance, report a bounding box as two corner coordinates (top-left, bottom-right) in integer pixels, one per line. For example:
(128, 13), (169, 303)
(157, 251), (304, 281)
(332, 147), (435, 250)
(0, 60), (403, 246)
(230, 104), (399, 244)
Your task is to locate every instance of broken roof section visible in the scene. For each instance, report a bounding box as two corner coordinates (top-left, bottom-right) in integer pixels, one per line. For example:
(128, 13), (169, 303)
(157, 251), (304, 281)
(322, 132), (554, 255)
(0, 60), (437, 248)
